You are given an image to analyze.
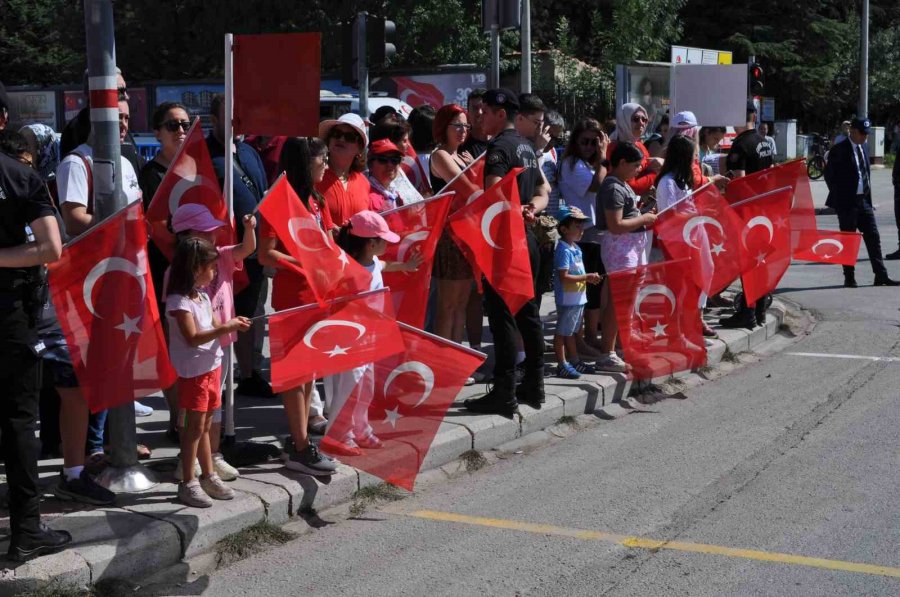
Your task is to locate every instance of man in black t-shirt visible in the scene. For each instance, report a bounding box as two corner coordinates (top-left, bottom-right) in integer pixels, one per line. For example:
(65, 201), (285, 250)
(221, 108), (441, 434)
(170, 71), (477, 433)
(720, 103), (776, 329)
(459, 89), (489, 160)
(463, 89), (550, 417)
(0, 153), (73, 561)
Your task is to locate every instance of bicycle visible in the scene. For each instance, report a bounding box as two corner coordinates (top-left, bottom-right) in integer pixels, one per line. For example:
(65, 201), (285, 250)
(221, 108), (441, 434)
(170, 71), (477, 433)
(806, 133), (830, 180)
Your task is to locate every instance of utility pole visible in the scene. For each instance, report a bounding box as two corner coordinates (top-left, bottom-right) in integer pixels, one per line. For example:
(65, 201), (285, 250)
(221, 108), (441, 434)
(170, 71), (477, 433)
(520, 0), (531, 93)
(490, 23), (500, 88)
(858, 0), (869, 118)
(357, 11), (369, 120)
(84, 0), (157, 493)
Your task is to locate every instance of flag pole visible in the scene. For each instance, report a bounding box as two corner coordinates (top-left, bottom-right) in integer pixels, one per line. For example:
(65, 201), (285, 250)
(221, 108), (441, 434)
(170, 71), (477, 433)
(223, 32), (236, 446)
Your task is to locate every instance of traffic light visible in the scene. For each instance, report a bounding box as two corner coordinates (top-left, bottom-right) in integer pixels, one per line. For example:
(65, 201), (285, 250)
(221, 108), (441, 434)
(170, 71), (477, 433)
(367, 14), (396, 68)
(749, 62), (765, 96)
(341, 18), (359, 87)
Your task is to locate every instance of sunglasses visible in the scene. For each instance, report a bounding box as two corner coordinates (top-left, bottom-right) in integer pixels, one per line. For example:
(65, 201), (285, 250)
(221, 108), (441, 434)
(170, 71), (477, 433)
(162, 120), (191, 132)
(372, 155), (402, 166)
(330, 129), (360, 143)
(632, 115), (649, 124)
(579, 137), (599, 146)
(117, 86), (128, 99)
(449, 123), (472, 131)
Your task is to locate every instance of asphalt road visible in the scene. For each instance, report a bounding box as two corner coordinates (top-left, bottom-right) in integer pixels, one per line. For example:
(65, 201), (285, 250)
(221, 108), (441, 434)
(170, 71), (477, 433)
(189, 170), (900, 597)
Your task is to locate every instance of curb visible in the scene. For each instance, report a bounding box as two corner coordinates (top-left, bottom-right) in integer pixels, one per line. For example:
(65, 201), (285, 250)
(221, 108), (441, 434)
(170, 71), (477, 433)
(0, 300), (794, 595)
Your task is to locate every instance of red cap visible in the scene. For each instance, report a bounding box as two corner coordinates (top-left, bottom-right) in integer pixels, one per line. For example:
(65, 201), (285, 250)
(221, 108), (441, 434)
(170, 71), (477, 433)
(368, 138), (403, 157)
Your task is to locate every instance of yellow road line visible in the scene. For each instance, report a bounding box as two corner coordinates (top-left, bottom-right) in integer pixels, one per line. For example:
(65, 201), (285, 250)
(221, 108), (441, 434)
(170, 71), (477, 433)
(406, 510), (900, 579)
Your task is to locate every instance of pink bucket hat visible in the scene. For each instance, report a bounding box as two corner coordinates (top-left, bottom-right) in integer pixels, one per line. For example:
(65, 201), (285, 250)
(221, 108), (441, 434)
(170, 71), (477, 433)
(348, 210), (400, 243)
(171, 203), (225, 233)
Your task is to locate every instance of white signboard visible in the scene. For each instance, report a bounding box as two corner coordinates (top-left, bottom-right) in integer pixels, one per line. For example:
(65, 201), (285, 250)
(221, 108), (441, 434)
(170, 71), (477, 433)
(670, 64), (748, 127)
(671, 45), (733, 65)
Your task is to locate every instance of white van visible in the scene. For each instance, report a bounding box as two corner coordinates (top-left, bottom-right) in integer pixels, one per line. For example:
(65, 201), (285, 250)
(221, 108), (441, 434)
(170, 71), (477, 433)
(319, 90), (414, 122)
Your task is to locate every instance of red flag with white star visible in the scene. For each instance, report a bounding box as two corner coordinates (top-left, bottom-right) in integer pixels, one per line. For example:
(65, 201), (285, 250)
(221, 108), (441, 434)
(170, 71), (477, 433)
(654, 184), (750, 296)
(442, 153), (485, 212)
(268, 289), (404, 392)
(47, 203), (176, 413)
(381, 192), (453, 328)
(448, 167), (533, 314)
(321, 323), (486, 490)
(400, 146), (433, 196)
(145, 119), (234, 260)
(258, 175), (372, 305)
(733, 187), (793, 305)
(793, 230), (862, 266)
(608, 258), (706, 381)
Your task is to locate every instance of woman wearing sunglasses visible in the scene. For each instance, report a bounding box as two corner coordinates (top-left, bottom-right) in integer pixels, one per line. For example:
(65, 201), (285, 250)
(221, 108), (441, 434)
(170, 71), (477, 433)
(605, 103), (664, 197)
(316, 113), (371, 228)
(366, 139), (422, 212)
(557, 117), (609, 355)
(139, 101), (191, 441)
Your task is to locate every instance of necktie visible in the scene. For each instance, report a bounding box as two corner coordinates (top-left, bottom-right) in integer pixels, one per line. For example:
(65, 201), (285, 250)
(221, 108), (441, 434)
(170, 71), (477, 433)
(856, 144), (870, 195)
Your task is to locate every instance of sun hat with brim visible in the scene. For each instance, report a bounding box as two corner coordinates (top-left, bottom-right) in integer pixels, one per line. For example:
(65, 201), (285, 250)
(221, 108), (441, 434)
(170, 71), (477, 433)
(172, 203), (225, 233)
(318, 113), (368, 146)
(368, 138), (403, 157)
(348, 210), (400, 243)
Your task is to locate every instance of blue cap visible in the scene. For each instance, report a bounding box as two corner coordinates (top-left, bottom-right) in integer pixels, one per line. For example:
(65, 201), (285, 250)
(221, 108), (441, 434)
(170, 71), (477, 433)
(557, 206), (590, 222)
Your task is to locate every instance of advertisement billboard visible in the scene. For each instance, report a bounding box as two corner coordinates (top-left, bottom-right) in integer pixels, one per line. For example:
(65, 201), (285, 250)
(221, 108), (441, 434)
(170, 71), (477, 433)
(6, 90), (57, 131)
(155, 83), (224, 128)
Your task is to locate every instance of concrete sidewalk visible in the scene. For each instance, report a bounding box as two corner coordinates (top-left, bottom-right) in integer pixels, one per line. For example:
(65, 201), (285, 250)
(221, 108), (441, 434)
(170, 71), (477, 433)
(0, 293), (796, 595)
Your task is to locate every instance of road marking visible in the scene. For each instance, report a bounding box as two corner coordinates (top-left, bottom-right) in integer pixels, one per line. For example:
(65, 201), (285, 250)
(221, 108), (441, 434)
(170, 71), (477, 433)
(786, 351), (900, 362)
(407, 510), (900, 579)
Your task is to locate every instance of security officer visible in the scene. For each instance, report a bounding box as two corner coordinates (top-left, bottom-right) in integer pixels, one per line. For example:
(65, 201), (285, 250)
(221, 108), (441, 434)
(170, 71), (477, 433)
(824, 117), (899, 287)
(0, 121), (72, 561)
(464, 89), (550, 417)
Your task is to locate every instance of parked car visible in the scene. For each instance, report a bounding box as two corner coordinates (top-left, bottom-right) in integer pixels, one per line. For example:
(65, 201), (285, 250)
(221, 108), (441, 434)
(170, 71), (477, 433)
(319, 91), (414, 122)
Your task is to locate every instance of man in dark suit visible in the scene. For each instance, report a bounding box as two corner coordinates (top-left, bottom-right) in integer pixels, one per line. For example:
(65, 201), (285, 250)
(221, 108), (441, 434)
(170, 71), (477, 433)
(886, 150), (900, 260)
(824, 117), (898, 287)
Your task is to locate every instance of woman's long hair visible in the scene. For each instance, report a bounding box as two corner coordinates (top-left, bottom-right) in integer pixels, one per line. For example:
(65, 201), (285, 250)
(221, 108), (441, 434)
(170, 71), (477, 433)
(655, 135), (695, 190)
(559, 118), (603, 186)
(279, 137), (327, 210)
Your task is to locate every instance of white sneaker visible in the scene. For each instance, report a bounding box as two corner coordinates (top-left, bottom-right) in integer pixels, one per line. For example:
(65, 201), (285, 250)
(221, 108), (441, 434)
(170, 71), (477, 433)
(596, 353), (628, 373)
(212, 453), (240, 481)
(134, 401), (153, 417)
(200, 474), (235, 500)
(178, 479), (212, 508)
(174, 456), (201, 481)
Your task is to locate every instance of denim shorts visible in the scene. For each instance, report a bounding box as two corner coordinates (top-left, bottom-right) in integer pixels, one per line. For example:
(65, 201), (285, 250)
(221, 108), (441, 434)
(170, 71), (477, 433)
(556, 304), (585, 337)
(39, 328), (79, 389)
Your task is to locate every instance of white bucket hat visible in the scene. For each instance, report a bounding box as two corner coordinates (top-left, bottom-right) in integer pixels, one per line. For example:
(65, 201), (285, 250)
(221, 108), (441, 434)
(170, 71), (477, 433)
(318, 112), (368, 146)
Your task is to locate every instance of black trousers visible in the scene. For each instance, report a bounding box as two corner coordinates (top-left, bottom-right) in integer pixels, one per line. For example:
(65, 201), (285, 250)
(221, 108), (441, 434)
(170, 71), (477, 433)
(893, 184), (900, 247)
(483, 230), (544, 399)
(836, 195), (888, 278)
(0, 307), (43, 538)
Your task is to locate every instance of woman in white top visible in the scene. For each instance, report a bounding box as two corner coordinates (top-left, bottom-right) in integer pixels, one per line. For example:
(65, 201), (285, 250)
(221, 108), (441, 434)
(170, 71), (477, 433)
(556, 118), (609, 352)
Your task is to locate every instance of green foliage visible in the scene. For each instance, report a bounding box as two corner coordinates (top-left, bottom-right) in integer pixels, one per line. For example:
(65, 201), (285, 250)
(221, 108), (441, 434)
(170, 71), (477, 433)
(393, 0), (488, 68)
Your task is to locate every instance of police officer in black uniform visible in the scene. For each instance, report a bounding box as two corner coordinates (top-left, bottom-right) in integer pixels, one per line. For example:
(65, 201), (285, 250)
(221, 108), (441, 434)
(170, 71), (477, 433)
(464, 89), (550, 417)
(0, 97), (72, 561)
(719, 102), (777, 329)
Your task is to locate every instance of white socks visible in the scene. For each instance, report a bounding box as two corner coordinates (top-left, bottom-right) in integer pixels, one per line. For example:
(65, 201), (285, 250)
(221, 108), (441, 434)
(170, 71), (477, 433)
(64, 465), (84, 481)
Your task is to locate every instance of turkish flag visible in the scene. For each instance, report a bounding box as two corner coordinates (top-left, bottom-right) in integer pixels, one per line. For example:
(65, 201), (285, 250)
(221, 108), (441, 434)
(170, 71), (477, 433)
(145, 119), (234, 261)
(655, 184), (750, 296)
(608, 258), (706, 381)
(448, 167), (534, 314)
(443, 154), (486, 212)
(392, 77), (445, 109)
(381, 193), (454, 328)
(323, 323), (486, 490)
(233, 33), (320, 137)
(725, 159), (814, 253)
(269, 289), (405, 392)
(257, 175), (371, 304)
(734, 187), (794, 305)
(400, 146), (432, 196)
(47, 203), (176, 413)
(793, 230), (862, 266)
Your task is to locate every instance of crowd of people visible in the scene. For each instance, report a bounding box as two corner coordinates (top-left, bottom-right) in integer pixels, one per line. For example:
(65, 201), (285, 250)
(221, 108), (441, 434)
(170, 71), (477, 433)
(0, 69), (841, 561)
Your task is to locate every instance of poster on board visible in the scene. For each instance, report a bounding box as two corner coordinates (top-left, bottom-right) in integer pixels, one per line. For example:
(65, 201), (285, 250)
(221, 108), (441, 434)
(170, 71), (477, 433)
(6, 90), (57, 130)
(623, 65), (670, 136)
(155, 84), (224, 128)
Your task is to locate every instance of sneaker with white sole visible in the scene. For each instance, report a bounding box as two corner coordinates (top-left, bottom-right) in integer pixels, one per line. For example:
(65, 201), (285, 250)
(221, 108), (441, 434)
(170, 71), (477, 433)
(556, 362), (581, 379)
(200, 474), (235, 500)
(134, 401), (153, 417)
(178, 479), (212, 508)
(212, 453), (240, 481)
(282, 440), (337, 475)
(596, 353), (628, 372)
(174, 456), (201, 481)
